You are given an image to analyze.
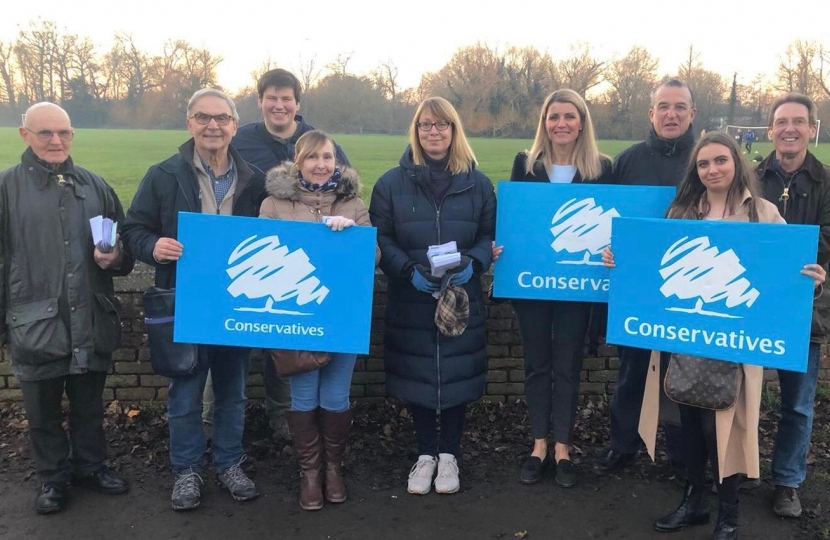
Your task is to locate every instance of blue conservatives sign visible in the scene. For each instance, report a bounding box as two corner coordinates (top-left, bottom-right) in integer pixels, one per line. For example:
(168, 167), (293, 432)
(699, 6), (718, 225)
(493, 182), (675, 302)
(606, 217), (819, 372)
(174, 213), (377, 354)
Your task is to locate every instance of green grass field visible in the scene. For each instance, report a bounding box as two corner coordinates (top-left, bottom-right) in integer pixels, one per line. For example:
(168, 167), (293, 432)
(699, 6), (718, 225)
(0, 127), (827, 207)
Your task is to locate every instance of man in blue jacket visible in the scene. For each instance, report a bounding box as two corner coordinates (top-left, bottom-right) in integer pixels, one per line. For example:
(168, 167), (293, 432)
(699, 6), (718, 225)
(595, 78), (696, 475)
(123, 89), (266, 511)
(225, 69), (348, 440)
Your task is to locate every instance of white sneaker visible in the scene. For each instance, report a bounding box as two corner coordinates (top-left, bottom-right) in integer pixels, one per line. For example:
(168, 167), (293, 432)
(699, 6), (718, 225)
(434, 453), (460, 494)
(407, 455), (437, 495)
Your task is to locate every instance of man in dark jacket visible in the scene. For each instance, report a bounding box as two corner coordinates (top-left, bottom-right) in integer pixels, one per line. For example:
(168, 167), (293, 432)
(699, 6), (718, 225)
(232, 68), (349, 172)
(755, 93), (830, 518)
(227, 69), (349, 440)
(123, 89), (266, 511)
(1, 103), (134, 514)
(595, 78), (697, 474)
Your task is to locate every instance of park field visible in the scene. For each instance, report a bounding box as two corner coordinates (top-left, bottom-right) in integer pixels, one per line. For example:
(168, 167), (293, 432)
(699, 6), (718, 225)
(0, 127), (826, 206)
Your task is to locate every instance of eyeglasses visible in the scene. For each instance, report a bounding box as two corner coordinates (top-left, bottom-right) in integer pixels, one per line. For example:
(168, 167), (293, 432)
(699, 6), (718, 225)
(416, 121), (452, 132)
(189, 113), (235, 126)
(25, 128), (74, 142)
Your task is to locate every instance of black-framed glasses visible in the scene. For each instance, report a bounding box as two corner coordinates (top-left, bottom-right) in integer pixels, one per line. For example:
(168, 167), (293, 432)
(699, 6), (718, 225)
(25, 128), (74, 142)
(416, 121), (452, 132)
(189, 113), (235, 126)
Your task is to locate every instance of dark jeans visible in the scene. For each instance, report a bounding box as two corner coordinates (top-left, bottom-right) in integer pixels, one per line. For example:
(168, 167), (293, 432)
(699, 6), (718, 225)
(20, 371), (108, 484)
(410, 404), (466, 456)
(679, 404), (739, 504)
(513, 299), (591, 443)
(610, 346), (686, 463)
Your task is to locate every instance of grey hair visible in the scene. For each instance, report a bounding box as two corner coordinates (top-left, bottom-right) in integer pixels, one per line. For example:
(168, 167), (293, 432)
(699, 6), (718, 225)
(652, 78), (695, 109)
(186, 88), (239, 120)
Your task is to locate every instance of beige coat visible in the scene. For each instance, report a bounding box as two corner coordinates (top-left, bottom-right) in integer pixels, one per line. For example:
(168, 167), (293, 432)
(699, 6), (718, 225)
(259, 162), (380, 265)
(639, 194), (784, 482)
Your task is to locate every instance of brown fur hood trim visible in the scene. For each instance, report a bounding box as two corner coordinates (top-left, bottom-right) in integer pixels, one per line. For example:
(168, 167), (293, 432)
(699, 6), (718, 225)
(265, 161), (362, 201)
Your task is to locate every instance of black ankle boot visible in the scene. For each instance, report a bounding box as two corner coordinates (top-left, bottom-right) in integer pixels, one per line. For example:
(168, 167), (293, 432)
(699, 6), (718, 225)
(712, 501), (738, 540)
(654, 483), (711, 533)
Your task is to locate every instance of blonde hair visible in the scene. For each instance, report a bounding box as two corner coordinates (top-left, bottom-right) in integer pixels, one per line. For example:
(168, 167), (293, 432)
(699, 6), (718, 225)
(290, 130), (337, 177)
(409, 97), (476, 175)
(525, 89), (606, 180)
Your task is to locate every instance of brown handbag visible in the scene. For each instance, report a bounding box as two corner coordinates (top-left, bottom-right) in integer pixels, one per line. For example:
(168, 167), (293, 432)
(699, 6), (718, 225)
(664, 353), (740, 411)
(269, 349), (331, 376)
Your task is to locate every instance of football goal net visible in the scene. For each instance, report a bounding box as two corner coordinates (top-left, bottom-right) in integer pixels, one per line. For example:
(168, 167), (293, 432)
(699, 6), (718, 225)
(726, 123), (821, 148)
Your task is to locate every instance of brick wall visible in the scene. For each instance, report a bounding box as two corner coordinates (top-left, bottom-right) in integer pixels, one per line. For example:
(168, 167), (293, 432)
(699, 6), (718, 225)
(0, 262), (828, 403)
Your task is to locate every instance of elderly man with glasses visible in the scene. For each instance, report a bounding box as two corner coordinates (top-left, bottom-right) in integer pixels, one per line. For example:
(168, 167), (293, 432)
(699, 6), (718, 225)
(0, 102), (134, 514)
(122, 88), (266, 511)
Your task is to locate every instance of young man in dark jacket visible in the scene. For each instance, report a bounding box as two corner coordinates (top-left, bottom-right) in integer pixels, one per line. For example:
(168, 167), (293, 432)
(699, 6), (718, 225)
(123, 89), (266, 511)
(1, 103), (134, 514)
(595, 79), (697, 475)
(755, 93), (830, 518)
(226, 69), (349, 440)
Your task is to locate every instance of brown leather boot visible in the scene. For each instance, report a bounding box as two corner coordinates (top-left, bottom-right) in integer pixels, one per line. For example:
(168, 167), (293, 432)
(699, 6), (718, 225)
(286, 410), (324, 511)
(320, 408), (352, 503)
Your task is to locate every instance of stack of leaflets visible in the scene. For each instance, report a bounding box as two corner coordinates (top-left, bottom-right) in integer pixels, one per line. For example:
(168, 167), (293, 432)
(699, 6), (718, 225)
(427, 241), (461, 278)
(90, 215), (118, 253)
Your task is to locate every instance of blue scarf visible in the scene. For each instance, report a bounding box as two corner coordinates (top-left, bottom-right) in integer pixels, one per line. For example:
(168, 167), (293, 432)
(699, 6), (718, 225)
(298, 167), (341, 192)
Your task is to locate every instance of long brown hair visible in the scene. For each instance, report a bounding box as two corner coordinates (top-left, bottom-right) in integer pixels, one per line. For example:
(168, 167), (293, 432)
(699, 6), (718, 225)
(667, 131), (761, 222)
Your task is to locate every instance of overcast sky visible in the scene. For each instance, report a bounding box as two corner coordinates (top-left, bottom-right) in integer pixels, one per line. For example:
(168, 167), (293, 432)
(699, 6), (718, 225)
(3, 0), (829, 93)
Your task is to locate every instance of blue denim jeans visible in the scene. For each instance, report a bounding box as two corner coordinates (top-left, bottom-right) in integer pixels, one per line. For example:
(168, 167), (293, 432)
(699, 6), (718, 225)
(289, 353), (357, 412)
(167, 345), (251, 474)
(771, 342), (821, 488)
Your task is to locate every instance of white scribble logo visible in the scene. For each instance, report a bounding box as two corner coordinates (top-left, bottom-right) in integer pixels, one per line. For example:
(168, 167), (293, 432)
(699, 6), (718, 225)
(550, 198), (620, 265)
(225, 235), (329, 316)
(659, 236), (759, 319)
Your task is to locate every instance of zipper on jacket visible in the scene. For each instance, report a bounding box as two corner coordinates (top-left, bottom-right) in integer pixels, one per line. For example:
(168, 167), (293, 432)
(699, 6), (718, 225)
(429, 181), (473, 412)
(772, 170), (796, 216)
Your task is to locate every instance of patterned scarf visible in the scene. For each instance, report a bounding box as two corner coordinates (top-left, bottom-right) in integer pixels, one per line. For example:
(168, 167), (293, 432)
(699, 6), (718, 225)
(298, 167), (341, 192)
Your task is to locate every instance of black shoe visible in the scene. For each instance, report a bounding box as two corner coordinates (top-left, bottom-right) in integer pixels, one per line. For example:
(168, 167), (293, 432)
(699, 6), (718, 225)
(555, 459), (577, 488)
(712, 501), (739, 540)
(73, 467), (129, 495)
(772, 486), (802, 518)
(592, 448), (636, 474)
(653, 483), (711, 533)
(519, 455), (549, 484)
(36, 482), (68, 514)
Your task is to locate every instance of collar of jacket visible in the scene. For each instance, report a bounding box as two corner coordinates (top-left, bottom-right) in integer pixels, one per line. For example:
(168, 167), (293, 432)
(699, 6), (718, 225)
(21, 147), (78, 191)
(265, 161), (361, 201)
(398, 145), (475, 193)
(757, 150), (827, 184)
(256, 115), (309, 143)
(645, 125), (695, 157)
(173, 138), (257, 207)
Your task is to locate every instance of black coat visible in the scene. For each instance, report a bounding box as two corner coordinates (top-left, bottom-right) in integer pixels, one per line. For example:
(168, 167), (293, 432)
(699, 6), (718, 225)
(510, 152), (614, 184)
(231, 116), (350, 174)
(369, 147), (496, 410)
(0, 149), (134, 380)
(122, 139), (266, 289)
(756, 151), (830, 342)
(613, 126), (695, 187)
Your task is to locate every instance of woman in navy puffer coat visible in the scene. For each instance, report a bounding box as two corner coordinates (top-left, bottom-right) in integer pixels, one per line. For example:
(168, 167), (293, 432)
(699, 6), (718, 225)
(370, 97), (495, 496)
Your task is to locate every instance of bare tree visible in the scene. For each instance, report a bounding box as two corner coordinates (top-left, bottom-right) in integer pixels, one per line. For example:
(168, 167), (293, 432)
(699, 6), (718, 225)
(0, 40), (17, 107)
(295, 52), (321, 92)
(557, 42), (605, 96)
(776, 40), (820, 99)
(604, 46), (659, 138)
(326, 52), (353, 77)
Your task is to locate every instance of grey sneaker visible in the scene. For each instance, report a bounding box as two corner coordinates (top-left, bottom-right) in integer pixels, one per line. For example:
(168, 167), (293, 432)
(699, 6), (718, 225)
(217, 456), (259, 502)
(773, 486), (802, 518)
(171, 469), (204, 511)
